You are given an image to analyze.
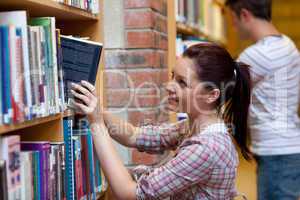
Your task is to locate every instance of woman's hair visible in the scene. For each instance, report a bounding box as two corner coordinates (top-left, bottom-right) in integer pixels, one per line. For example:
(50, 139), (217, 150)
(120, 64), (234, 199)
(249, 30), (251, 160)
(183, 43), (252, 160)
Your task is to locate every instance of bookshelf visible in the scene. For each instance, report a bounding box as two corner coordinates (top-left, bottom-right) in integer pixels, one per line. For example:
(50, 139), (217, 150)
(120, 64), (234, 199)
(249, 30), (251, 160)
(0, 0), (106, 199)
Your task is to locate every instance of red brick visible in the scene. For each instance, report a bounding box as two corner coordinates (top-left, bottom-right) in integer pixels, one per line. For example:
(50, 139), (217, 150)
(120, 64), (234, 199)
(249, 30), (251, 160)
(105, 70), (128, 89)
(105, 50), (163, 69)
(127, 70), (161, 88)
(154, 13), (168, 33)
(131, 88), (160, 108)
(125, 10), (155, 29)
(132, 149), (158, 165)
(106, 89), (133, 107)
(126, 31), (155, 48)
(157, 33), (168, 50)
(125, 0), (167, 15)
(159, 69), (169, 85)
(128, 109), (158, 126)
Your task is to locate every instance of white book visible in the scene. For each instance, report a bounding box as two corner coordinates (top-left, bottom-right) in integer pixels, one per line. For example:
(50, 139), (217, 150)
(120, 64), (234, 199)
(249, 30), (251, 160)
(27, 26), (39, 117)
(8, 26), (17, 122)
(20, 152), (33, 200)
(0, 11), (32, 120)
(39, 27), (49, 116)
(50, 18), (60, 114)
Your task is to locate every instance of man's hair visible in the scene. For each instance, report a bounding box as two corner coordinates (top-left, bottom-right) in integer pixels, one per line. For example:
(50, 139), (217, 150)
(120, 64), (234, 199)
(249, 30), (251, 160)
(225, 0), (272, 21)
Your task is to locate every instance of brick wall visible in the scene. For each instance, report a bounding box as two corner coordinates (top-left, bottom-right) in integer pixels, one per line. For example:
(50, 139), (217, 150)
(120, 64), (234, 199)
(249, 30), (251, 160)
(104, 0), (169, 165)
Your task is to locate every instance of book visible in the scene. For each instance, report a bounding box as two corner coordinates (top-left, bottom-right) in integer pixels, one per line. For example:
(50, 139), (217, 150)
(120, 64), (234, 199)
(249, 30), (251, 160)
(0, 160), (8, 200)
(20, 152), (33, 200)
(0, 26), (12, 124)
(21, 141), (51, 200)
(0, 11), (32, 120)
(29, 17), (60, 115)
(60, 35), (103, 105)
(0, 135), (21, 200)
(63, 119), (75, 200)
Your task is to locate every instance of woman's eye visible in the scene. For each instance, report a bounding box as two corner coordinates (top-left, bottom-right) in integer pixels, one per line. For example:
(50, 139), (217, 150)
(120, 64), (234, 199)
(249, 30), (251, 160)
(178, 80), (187, 87)
(171, 72), (175, 79)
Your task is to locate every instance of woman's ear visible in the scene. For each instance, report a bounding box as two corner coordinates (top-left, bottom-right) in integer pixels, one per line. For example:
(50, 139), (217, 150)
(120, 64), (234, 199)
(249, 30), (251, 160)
(206, 89), (220, 104)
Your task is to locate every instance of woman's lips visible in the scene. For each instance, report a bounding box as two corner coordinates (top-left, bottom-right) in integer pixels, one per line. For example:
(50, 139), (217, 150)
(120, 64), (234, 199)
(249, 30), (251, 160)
(168, 97), (179, 103)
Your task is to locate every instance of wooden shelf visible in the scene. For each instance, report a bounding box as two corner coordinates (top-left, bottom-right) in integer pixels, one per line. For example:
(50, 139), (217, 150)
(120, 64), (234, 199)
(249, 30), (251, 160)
(0, 114), (62, 135)
(63, 109), (75, 118)
(212, 0), (225, 9)
(176, 22), (227, 46)
(176, 22), (206, 37)
(0, 0), (98, 21)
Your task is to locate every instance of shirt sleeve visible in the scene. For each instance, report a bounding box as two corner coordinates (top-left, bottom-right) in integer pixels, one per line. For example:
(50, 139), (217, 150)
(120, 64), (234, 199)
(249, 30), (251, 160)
(238, 47), (270, 86)
(135, 142), (214, 200)
(136, 120), (188, 154)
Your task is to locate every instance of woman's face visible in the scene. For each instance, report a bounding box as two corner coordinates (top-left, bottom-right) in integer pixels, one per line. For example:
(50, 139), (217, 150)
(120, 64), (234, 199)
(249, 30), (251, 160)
(166, 57), (220, 119)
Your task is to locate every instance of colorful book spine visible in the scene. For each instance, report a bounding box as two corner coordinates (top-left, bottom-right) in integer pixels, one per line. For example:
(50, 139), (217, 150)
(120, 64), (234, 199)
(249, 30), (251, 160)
(1, 26), (12, 124)
(63, 119), (75, 200)
(21, 142), (51, 200)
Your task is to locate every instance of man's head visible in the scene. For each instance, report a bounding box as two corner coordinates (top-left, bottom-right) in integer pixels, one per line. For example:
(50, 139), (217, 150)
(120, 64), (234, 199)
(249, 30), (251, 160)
(225, 0), (272, 39)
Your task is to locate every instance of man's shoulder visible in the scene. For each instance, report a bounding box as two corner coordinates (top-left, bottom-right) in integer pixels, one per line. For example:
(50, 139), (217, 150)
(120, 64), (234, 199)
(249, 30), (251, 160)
(240, 35), (297, 60)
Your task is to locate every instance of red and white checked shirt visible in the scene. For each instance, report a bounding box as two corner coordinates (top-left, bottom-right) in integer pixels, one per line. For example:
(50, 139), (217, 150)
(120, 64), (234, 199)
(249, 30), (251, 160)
(135, 122), (239, 200)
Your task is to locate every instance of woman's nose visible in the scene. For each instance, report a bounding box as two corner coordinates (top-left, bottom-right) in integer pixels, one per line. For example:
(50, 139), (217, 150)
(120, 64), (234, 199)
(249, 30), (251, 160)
(166, 80), (177, 95)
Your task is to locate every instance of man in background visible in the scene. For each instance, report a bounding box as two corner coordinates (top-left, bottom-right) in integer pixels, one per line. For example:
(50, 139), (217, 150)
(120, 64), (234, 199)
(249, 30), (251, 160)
(225, 0), (300, 199)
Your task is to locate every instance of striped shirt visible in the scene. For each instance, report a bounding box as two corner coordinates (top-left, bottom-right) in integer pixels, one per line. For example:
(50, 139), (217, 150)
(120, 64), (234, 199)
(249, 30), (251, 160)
(134, 122), (239, 200)
(238, 35), (300, 156)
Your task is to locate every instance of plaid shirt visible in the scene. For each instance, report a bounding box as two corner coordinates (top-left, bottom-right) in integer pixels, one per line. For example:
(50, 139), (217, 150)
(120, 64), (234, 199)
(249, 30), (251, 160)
(135, 122), (239, 200)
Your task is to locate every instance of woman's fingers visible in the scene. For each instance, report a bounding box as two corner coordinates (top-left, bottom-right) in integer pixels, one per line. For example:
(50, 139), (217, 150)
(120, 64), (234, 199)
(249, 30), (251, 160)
(73, 101), (89, 112)
(71, 89), (90, 105)
(71, 82), (93, 98)
(81, 80), (96, 95)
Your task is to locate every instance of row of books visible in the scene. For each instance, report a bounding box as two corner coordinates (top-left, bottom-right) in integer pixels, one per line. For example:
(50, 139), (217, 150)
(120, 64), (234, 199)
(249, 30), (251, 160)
(0, 118), (106, 200)
(176, 0), (227, 42)
(0, 11), (65, 125)
(53, 0), (100, 14)
(0, 10), (103, 126)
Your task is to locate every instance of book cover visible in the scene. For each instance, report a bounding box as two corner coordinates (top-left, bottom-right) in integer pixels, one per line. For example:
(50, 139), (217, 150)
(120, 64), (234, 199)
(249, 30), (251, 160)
(0, 135), (21, 200)
(60, 35), (102, 104)
(0, 11), (32, 120)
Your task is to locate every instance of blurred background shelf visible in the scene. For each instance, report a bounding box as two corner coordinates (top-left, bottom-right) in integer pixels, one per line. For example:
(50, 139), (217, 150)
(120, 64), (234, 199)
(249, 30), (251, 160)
(0, 0), (98, 20)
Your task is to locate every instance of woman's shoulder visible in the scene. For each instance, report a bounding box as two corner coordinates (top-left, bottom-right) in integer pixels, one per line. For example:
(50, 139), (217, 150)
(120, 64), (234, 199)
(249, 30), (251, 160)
(179, 123), (238, 165)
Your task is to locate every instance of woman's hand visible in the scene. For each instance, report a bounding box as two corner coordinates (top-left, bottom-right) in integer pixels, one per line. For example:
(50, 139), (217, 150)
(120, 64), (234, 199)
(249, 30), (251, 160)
(70, 80), (100, 123)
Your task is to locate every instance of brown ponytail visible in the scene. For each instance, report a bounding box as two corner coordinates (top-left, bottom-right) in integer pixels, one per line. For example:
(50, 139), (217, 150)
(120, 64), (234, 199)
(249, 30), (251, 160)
(183, 43), (252, 160)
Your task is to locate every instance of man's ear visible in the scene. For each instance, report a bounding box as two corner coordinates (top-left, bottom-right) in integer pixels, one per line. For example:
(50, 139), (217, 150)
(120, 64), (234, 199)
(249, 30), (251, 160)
(206, 89), (220, 104)
(240, 8), (253, 22)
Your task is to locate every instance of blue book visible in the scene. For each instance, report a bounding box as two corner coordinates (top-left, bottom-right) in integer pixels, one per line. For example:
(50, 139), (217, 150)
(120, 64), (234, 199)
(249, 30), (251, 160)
(60, 36), (102, 103)
(0, 27), (3, 125)
(94, 158), (102, 192)
(63, 119), (75, 200)
(87, 129), (96, 200)
(0, 26), (12, 124)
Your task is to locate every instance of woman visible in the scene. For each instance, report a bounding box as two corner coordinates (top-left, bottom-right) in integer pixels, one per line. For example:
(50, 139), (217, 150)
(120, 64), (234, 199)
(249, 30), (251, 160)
(71, 43), (252, 200)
